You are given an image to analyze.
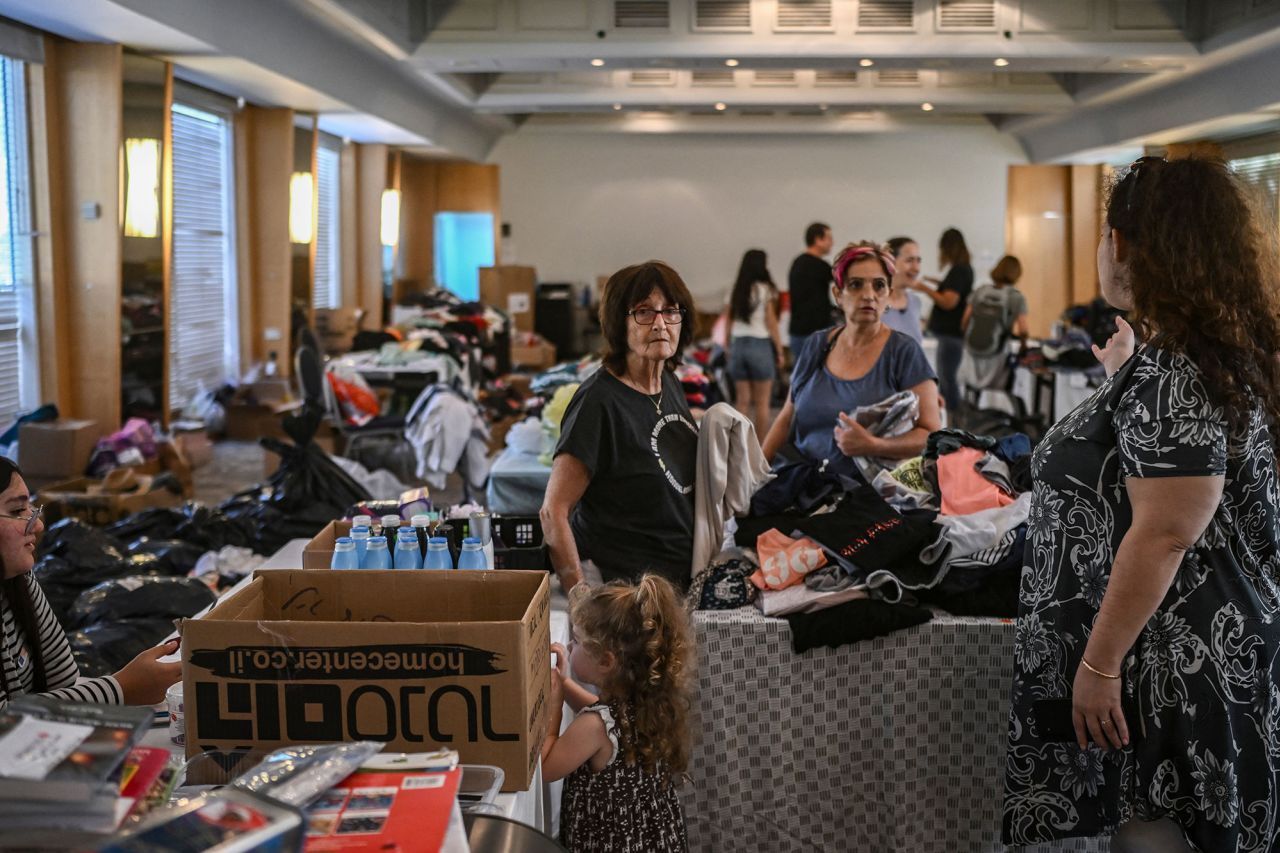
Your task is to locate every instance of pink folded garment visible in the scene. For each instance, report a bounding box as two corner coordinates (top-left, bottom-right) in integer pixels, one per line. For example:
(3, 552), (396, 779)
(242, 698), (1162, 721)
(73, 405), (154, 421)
(750, 529), (828, 590)
(938, 446), (1016, 516)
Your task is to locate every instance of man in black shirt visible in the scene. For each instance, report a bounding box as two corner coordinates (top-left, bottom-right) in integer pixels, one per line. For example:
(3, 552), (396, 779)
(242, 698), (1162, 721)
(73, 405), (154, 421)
(787, 222), (835, 358)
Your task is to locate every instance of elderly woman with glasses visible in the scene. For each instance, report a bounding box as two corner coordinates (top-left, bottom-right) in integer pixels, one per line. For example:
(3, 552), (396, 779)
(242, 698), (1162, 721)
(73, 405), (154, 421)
(0, 458), (181, 709)
(761, 240), (940, 468)
(541, 261), (700, 593)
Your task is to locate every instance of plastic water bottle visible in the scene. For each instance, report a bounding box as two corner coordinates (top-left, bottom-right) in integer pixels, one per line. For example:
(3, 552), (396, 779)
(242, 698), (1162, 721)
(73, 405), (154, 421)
(364, 535), (392, 570)
(394, 528), (423, 570)
(350, 528), (370, 568)
(331, 537), (360, 570)
(410, 514), (432, 559)
(424, 536), (454, 570)
(457, 537), (488, 570)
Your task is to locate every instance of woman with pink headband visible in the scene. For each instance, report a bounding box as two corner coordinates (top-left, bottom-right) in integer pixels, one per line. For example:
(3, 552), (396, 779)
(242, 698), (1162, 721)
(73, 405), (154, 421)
(761, 240), (940, 468)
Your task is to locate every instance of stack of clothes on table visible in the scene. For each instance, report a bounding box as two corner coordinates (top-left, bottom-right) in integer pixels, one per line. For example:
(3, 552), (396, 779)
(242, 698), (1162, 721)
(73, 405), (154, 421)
(689, 428), (1033, 652)
(395, 287), (510, 373)
(528, 356), (721, 412)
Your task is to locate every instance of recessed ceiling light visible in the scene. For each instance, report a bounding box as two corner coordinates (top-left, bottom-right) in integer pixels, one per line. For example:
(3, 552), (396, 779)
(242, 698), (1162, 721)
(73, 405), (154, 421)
(612, 103), (622, 110)
(725, 59), (739, 67)
(993, 58), (1009, 67)
(714, 102), (727, 111)
(859, 58), (874, 68)
(818, 103), (828, 111)
(591, 58), (605, 67)
(921, 102), (934, 111)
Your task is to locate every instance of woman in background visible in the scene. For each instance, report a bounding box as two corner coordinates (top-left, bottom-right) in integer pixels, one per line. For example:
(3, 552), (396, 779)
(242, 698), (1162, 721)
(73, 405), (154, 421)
(724, 249), (785, 441)
(914, 228), (974, 411)
(883, 236), (924, 344)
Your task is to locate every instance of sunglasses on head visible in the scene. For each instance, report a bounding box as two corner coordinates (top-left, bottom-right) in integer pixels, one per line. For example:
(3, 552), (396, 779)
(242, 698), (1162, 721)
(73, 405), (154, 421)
(1121, 155), (1166, 216)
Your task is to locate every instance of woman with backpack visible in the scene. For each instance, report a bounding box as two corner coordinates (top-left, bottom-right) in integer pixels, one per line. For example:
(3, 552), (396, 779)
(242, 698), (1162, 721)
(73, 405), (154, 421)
(723, 249), (785, 441)
(958, 255), (1029, 396)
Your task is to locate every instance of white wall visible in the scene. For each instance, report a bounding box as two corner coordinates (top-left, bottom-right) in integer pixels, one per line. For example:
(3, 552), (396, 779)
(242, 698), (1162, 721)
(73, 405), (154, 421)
(489, 127), (1028, 309)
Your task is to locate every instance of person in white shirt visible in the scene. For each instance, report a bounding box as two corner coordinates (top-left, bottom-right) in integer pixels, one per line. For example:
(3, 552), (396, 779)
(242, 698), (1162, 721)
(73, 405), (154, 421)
(723, 249), (785, 441)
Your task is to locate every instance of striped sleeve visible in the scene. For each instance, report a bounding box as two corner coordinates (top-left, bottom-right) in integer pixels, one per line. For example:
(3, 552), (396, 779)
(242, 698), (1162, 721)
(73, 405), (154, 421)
(22, 576), (124, 707)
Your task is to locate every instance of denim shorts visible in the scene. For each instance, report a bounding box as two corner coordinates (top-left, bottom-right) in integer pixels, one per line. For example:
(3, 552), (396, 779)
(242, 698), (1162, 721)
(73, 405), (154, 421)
(728, 337), (777, 382)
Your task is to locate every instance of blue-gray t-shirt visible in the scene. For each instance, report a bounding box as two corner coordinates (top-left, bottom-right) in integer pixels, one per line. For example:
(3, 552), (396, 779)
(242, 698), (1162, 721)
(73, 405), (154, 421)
(791, 327), (937, 464)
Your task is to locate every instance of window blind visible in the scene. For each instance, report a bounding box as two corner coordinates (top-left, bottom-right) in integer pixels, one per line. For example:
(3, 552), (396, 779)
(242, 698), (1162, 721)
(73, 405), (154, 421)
(314, 137), (341, 309)
(0, 56), (36, 427)
(169, 102), (236, 411)
(1229, 152), (1280, 227)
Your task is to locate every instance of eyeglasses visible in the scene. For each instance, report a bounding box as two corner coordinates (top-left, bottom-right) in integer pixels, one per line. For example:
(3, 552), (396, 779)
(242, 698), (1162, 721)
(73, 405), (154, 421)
(628, 306), (685, 325)
(1121, 155), (1165, 215)
(839, 277), (890, 294)
(0, 504), (42, 536)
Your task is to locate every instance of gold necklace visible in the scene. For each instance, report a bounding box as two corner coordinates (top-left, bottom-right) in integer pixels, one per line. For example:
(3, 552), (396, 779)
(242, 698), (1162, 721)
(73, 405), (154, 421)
(650, 390), (663, 415)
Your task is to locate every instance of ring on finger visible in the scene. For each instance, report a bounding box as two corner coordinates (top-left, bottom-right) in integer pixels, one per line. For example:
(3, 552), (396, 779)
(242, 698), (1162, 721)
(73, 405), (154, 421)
(1100, 719), (1110, 727)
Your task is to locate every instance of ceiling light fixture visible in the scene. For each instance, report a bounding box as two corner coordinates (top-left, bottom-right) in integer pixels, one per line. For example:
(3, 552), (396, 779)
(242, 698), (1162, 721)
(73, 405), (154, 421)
(921, 102), (934, 111)
(714, 102), (727, 111)
(993, 57), (1009, 67)
(613, 103), (622, 110)
(725, 59), (739, 67)
(591, 58), (605, 67)
(859, 58), (874, 68)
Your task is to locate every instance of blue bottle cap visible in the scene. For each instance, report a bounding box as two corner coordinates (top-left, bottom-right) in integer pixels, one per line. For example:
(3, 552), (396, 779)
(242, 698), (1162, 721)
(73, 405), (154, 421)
(367, 535), (388, 547)
(428, 536), (449, 546)
(461, 537), (482, 548)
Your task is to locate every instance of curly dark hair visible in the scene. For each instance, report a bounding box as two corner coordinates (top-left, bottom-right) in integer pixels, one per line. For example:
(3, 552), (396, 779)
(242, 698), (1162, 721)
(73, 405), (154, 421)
(598, 261), (696, 375)
(570, 575), (694, 783)
(1106, 155), (1280, 436)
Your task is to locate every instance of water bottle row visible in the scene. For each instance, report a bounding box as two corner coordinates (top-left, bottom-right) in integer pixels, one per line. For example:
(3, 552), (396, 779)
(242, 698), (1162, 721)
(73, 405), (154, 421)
(330, 532), (487, 570)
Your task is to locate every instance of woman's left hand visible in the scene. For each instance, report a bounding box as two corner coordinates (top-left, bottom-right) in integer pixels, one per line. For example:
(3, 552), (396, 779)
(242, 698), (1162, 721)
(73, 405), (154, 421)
(1071, 662), (1129, 751)
(834, 413), (879, 457)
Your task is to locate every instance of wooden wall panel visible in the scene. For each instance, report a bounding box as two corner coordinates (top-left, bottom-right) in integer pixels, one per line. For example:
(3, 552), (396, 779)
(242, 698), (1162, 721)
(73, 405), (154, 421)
(339, 142), (359, 311)
(355, 143), (388, 329)
(1069, 164), (1103, 306)
(437, 162), (500, 252)
(239, 106), (293, 373)
(1006, 165), (1070, 339)
(397, 158), (437, 287)
(40, 40), (123, 427)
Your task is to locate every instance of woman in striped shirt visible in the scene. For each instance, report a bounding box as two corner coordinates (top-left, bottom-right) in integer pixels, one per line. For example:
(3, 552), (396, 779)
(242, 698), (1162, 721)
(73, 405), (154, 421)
(0, 458), (180, 708)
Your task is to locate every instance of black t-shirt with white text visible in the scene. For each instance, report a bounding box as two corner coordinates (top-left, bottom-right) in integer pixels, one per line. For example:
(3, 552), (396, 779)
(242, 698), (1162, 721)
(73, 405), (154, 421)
(554, 369), (698, 588)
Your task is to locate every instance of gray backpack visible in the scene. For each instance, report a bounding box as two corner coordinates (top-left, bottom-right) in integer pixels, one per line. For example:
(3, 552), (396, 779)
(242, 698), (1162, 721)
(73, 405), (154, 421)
(965, 286), (1014, 357)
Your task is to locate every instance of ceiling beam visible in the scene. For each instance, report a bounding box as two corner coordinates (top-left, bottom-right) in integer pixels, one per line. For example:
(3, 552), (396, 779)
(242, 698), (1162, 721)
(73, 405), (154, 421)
(105, 0), (500, 159)
(1008, 26), (1280, 161)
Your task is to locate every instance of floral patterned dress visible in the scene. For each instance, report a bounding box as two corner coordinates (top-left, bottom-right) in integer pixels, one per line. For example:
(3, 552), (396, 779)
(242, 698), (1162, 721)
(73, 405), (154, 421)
(1003, 346), (1280, 851)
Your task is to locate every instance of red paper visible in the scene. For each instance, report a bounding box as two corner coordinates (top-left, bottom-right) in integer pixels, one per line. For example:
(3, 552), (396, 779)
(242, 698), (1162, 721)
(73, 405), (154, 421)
(304, 768), (461, 852)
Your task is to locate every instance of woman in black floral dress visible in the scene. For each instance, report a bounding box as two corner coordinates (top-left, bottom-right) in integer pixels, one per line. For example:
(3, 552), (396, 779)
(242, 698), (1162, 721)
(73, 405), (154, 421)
(1004, 156), (1280, 852)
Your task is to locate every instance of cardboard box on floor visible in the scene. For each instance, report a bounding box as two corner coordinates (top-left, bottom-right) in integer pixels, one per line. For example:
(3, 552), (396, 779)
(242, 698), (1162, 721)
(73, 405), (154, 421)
(480, 266), (537, 333)
(181, 569), (551, 792)
(18, 419), (104, 480)
(510, 336), (557, 371)
(38, 477), (184, 526)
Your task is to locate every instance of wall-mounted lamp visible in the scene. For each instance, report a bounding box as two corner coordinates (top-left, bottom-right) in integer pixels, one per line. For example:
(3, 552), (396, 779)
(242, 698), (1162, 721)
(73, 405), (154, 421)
(123, 137), (160, 238)
(380, 188), (401, 247)
(289, 171), (313, 244)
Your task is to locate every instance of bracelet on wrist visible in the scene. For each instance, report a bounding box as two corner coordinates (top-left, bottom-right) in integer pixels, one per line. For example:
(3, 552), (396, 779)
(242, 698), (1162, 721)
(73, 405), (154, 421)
(1081, 657), (1121, 680)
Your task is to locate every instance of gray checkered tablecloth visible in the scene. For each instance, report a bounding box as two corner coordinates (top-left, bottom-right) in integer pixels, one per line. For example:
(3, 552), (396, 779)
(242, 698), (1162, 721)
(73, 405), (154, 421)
(682, 608), (1109, 853)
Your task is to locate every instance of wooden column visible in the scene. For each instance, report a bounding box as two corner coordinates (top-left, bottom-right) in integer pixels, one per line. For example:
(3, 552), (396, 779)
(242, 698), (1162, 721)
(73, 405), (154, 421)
(236, 106), (293, 373)
(397, 157), (437, 289)
(355, 143), (388, 329)
(1006, 165), (1071, 339)
(36, 40), (123, 426)
(1069, 165), (1104, 306)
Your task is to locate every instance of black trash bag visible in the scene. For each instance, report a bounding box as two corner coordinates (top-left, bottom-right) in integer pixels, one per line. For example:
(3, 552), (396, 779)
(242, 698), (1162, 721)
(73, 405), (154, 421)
(124, 537), (207, 576)
(68, 575), (216, 630)
(67, 618), (174, 672)
(72, 645), (113, 679)
(105, 508), (191, 543)
(36, 518), (125, 563)
(171, 503), (259, 553)
(32, 557), (87, 626)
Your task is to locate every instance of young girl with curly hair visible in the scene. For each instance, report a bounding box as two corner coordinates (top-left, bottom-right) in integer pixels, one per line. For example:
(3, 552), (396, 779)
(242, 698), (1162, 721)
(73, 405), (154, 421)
(542, 574), (694, 852)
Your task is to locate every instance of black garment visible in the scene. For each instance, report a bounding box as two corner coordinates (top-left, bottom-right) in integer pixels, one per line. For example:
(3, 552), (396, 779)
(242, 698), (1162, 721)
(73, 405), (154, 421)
(923, 427), (997, 459)
(786, 598), (932, 653)
(747, 459), (861, 517)
(787, 253), (835, 337)
(555, 369), (698, 589)
(792, 489), (950, 599)
(925, 263), (974, 337)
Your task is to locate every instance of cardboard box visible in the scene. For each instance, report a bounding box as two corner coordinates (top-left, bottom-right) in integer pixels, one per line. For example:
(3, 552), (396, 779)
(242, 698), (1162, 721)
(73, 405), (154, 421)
(38, 477), (184, 526)
(314, 307), (362, 355)
(18, 420), (103, 480)
(480, 266), (537, 333)
(303, 519), (352, 570)
(510, 339), (557, 371)
(181, 569), (551, 792)
(222, 399), (303, 442)
(245, 379), (292, 405)
(173, 427), (215, 470)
